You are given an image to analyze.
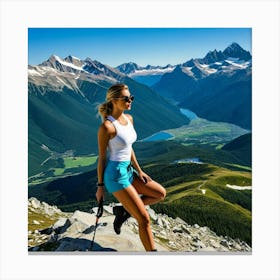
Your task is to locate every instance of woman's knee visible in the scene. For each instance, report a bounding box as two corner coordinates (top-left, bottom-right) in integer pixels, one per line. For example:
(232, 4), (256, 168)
(137, 211), (150, 227)
(149, 181), (166, 201)
(158, 185), (166, 201)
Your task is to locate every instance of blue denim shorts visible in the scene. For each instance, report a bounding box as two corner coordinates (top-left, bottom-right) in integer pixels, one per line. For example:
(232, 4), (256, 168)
(104, 161), (136, 193)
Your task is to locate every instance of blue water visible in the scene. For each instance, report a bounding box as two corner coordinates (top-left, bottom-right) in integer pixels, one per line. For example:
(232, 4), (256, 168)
(174, 158), (203, 164)
(140, 108), (197, 142)
(141, 131), (174, 142)
(180, 108), (198, 120)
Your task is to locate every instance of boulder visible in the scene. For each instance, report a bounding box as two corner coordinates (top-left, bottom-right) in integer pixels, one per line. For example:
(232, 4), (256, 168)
(71, 210), (95, 226)
(53, 218), (71, 234)
(29, 197), (41, 209)
(173, 226), (183, 234)
(147, 207), (158, 222)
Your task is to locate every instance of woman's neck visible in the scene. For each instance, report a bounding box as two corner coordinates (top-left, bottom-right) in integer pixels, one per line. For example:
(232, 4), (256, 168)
(111, 109), (124, 120)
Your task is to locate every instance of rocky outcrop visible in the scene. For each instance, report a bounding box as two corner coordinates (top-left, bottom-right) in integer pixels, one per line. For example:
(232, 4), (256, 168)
(28, 198), (251, 253)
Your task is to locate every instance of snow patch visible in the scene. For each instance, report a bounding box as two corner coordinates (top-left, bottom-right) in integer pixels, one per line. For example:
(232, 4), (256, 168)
(225, 59), (248, 69)
(204, 67), (217, 74)
(69, 55), (80, 60)
(130, 67), (175, 76)
(181, 67), (194, 76)
(56, 77), (70, 87)
(28, 69), (43, 76)
(54, 55), (84, 71)
(226, 184), (252, 190)
(226, 57), (241, 62)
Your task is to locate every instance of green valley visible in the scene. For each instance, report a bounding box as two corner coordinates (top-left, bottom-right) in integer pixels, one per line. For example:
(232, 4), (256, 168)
(164, 117), (249, 145)
(28, 154), (98, 185)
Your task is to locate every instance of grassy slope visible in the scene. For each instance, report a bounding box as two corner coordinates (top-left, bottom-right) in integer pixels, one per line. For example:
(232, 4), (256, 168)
(135, 140), (252, 245)
(165, 118), (249, 142)
(147, 163), (252, 244)
(28, 155), (98, 185)
(134, 139), (250, 171)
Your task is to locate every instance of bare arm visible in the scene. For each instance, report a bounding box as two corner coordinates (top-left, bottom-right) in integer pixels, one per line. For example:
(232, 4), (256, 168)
(96, 121), (114, 202)
(131, 148), (142, 174)
(131, 148), (152, 184)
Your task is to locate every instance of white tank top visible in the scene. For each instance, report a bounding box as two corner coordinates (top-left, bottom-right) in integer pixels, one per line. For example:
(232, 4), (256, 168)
(107, 114), (137, 161)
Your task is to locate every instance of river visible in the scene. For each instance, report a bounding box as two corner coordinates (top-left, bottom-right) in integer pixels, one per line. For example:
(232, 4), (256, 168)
(180, 108), (198, 120)
(139, 108), (198, 142)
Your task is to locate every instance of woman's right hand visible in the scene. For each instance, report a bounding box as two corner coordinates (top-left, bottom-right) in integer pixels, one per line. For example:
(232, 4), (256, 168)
(96, 186), (105, 203)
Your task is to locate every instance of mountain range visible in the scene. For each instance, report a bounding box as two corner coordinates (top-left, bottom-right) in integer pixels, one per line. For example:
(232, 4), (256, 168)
(116, 62), (175, 86)
(117, 43), (251, 84)
(28, 55), (188, 176)
(117, 43), (252, 129)
(28, 42), (251, 177)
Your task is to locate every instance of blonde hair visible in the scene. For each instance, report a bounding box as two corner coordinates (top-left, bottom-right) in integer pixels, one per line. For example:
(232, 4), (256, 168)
(98, 83), (129, 119)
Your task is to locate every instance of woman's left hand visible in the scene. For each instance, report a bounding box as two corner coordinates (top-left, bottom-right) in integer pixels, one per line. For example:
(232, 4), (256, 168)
(138, 171), (152, 184)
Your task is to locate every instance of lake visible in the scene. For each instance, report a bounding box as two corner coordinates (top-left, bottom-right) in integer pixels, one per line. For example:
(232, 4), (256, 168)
(140, 131), (174, 142)
(174, 158), (203, 164)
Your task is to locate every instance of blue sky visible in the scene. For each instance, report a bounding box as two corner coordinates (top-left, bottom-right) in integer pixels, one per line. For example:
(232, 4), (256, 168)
(28, 28), (251, 67)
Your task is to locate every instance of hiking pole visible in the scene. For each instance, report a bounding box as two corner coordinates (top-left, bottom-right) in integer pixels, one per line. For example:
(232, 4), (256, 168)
(90, 199), (104, 251)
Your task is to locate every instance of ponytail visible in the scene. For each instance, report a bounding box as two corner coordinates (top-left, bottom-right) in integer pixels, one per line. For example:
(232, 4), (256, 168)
(98, 101), (113, 119)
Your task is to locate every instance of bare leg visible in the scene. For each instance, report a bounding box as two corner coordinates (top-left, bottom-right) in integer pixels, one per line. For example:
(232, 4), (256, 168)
(132, 176), (166, 206)
(113, 185), (156, 251)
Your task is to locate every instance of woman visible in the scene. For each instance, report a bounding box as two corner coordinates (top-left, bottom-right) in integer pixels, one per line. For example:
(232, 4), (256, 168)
(95, 83), (166, 252)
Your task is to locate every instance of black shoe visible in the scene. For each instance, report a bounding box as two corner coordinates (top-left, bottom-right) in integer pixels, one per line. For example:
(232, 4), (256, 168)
(113, 205), (131, 235)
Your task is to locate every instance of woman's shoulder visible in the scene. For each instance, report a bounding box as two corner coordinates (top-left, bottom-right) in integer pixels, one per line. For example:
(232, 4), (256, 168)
(99, 119), (115, 134)
(124, 114), (133, 124)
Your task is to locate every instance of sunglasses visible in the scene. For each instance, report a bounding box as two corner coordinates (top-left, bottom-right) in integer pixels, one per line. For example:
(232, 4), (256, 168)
(114, 95), (134, 102)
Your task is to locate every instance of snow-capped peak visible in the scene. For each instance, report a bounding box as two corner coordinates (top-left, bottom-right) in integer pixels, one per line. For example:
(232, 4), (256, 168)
(39, 55), (85, 73)
(223, 42), (251, 61)
(116, 62), (175, 77)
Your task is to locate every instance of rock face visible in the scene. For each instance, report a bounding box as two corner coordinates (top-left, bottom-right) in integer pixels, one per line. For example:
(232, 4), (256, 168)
(28, 198), (251, 253)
